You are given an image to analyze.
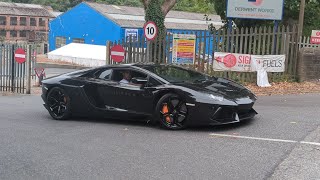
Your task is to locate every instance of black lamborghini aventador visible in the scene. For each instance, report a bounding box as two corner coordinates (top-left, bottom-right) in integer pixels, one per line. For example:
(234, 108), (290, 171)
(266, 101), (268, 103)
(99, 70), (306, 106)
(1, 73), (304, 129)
(41, 63), (258, 130)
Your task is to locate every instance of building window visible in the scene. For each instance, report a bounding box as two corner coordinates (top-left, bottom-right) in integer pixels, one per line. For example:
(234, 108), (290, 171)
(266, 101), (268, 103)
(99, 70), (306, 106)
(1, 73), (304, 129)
(0, 30), (6, 37)
(73, 38), (84, 43)
(0, 16), (6, 25)
(55, 36), (66, 49)
(20, 31), (27, 38)
(30, 18), (37, 26)
(39, 18), (45, 26)
(10, 17), (17, 26)
(20, 17), (27, 26)
(10, 31), (17, 37)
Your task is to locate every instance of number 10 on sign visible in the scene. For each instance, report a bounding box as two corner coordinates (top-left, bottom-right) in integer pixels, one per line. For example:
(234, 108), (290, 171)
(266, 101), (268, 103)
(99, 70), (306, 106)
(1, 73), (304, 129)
(144, 21), (158, 41)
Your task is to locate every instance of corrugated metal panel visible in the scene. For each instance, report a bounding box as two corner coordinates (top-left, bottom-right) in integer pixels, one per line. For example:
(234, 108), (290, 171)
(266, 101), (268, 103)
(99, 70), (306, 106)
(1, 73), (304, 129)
(0, 2), (54, 17)
(108, 14), (223, 25)
(0, 2), (44, 8)
(115, 19), (221, 30)
(51, 12), (63, 17)
(86, 2), (223, 30)
(48, 3), (123, 51)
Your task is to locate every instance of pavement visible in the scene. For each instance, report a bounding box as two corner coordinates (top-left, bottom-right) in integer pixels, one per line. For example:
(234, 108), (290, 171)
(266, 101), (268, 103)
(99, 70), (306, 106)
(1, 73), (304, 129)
(0, 92), (319, 180)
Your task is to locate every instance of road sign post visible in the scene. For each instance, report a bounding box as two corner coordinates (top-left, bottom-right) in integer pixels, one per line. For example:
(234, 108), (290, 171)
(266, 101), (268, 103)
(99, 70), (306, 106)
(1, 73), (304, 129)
(26, 45), (32, 94)
(144, 21), (158, 62)
(106, 41), (111, 64)
(14, 48), (26, 64)
(144, 21), (158, 41)
(110, 45), (126, 63)
(11, 45), (15, 92)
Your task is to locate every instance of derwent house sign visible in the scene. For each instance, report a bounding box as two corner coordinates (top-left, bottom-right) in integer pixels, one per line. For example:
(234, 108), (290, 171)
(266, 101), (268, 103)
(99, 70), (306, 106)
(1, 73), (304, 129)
(226, 0), (284, 20)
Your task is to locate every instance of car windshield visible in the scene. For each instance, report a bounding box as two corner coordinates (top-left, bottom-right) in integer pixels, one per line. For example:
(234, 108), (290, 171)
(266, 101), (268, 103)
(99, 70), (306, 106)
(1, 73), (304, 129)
(143, 65), (213, 83)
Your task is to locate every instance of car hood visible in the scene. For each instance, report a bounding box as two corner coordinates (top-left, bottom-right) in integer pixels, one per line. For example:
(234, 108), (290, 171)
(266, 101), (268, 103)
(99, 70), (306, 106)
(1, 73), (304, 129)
(172, 78), (253, 100)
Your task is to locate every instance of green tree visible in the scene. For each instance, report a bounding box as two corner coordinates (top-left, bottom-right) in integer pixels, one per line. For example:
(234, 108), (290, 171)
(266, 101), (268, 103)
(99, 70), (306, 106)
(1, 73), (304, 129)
(210, 0), (320, 36)
(140, 0), (177, 62)
(174, 0), (214, 13)
(141, 0), (177, 38)
(96, 0), (142, 6)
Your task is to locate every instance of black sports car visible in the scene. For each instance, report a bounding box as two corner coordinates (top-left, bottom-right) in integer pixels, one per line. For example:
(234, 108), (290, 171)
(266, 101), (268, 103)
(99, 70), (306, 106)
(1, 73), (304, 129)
(41, 63), (258, 130)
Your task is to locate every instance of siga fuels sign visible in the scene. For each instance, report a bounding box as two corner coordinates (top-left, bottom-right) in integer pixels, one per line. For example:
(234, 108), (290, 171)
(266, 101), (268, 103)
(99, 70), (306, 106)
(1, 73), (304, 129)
(310, 30), (320, 44)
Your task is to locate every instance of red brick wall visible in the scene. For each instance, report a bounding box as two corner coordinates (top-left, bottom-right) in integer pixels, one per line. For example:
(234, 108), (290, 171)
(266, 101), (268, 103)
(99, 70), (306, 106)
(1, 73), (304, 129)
(298, 48), (320, 82)
(0, 15), (50, 42)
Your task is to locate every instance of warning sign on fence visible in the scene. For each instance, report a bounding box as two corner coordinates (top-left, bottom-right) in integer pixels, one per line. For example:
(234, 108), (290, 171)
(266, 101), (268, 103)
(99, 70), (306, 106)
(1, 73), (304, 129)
(172, 34), (196, 64)
(213, 52), (286, 87)
(310, 30), (320, 44)
(14, 48), (26, 64)
(213, 52), (286, 72)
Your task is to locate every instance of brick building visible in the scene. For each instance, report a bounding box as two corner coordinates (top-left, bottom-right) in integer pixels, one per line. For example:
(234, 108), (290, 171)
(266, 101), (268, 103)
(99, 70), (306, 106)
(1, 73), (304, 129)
(0, 2), (56, 43)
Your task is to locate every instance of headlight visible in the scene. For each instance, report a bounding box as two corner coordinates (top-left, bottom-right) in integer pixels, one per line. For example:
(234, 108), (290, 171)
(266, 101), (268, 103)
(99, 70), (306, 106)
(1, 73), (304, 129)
(209, 94), (224, 102)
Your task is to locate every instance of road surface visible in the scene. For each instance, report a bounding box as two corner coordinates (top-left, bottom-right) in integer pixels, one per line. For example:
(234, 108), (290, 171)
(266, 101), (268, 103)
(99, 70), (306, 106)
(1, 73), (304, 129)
(0, 93), (319, 180)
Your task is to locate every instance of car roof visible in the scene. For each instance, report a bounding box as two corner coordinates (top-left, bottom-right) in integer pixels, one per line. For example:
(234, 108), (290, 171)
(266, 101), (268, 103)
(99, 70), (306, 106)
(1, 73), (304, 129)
(97, 63), (172, 83)
(98, 62), (178, 69)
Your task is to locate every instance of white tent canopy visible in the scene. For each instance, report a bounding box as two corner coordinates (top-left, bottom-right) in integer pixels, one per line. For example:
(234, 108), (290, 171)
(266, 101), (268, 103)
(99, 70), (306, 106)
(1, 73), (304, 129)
(48, 43), (106, 67)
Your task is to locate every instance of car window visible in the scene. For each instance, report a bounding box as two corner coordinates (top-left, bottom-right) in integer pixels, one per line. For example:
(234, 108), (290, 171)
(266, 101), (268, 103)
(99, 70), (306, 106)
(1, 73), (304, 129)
(145, 65), (212, 83)
(98, 69), (112, 79)
(111, 69), (148, 85)
(147, 77), (162, 87)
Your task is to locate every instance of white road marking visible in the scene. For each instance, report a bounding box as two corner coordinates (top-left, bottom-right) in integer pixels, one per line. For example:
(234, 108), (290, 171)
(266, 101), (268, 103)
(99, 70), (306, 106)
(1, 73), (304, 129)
(209, 133), (297, 143)
(300, 141), (320, 146)
(209, 133), (320, 146)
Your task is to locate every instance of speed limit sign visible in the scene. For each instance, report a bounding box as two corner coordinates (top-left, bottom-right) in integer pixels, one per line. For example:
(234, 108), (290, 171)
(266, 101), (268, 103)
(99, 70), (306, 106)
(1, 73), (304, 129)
(144, 21), (158, 41)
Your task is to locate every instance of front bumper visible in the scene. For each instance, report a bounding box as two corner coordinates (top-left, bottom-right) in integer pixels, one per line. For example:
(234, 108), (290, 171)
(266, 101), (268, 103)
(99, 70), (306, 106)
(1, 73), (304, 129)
(209, 106), (257, 125)
(41, 93), (49, 110)
(187, 101), (258, 126)
(41, 85), (49, 111)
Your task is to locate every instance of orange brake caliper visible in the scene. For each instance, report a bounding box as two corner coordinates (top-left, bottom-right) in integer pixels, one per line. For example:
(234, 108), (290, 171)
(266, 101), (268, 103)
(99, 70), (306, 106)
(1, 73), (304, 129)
(162, 104), (171, 123)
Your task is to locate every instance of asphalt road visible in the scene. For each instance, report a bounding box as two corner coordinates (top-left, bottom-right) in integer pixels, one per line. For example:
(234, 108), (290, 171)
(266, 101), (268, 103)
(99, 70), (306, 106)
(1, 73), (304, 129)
(0, 93), (319, 180)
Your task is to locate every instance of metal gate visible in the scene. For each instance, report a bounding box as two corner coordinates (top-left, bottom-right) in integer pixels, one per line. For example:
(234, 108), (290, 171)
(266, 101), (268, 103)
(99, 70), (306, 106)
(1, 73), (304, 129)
(0, 44), (35, 94)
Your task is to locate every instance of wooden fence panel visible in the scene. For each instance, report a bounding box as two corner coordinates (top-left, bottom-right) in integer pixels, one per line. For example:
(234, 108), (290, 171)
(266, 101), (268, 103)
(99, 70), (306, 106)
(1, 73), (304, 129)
(113, 25), (307, 83)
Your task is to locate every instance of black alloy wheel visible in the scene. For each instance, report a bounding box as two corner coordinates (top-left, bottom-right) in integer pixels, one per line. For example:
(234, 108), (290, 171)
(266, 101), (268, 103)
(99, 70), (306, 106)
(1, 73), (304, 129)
(156, 93), (188, 130)
(46, 87), (71, 120)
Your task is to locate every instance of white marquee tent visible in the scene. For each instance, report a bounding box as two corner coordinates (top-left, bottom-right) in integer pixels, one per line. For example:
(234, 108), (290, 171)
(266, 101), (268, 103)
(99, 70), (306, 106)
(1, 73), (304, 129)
(47, 43), (107, 67)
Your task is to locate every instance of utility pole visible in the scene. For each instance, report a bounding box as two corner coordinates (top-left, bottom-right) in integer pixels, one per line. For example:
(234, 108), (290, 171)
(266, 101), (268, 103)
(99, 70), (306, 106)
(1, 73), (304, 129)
(296, 0), (306, 77)
(298, 0), (306, 37)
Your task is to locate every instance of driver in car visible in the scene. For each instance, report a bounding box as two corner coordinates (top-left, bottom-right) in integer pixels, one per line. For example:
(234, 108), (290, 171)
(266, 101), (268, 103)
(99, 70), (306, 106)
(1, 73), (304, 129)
(120, 70), (143, 87)
(120, 70), (131, 84)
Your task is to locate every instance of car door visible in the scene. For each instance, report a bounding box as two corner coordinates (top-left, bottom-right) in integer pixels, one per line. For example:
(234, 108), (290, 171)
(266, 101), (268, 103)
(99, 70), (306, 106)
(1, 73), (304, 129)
(106, 68), (155, 116)
(82, 67), (118, 109)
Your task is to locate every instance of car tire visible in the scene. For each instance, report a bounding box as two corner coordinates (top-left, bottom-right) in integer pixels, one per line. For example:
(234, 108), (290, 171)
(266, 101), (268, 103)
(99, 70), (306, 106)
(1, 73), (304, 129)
(46, 87), (72, 120)
(155, 93), (188, 130)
